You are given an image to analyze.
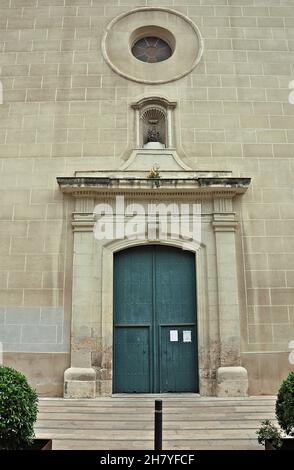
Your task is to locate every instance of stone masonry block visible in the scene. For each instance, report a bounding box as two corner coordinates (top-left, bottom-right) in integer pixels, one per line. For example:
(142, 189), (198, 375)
(216, 367), (248, 397)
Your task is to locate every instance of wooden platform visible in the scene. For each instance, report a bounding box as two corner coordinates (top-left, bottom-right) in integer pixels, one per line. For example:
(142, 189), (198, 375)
(36, 395), (276, 450)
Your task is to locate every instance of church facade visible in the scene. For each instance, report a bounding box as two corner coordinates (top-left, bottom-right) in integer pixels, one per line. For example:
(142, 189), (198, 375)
(0, 1), (293, 398)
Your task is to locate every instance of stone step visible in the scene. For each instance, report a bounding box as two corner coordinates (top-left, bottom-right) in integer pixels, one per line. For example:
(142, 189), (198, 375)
(38, 403), (275, 410)
(36, 397), (275, 450)
(39, 397), (275, 406)
(35, 419), (269, 430)
(37, 406), (275, 415)
(37, 413), (275, 422)
(52, 438), (262, 451)
(36, 428), (265, 439)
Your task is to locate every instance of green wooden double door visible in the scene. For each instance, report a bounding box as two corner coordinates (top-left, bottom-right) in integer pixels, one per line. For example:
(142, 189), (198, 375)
(113, 245), (199, 393)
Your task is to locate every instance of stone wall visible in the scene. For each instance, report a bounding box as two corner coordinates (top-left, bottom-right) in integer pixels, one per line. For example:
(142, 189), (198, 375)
(0, 0), (293, 396)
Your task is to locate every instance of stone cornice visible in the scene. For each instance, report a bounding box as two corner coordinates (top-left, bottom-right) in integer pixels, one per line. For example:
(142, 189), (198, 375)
(57, 176), (251, 199)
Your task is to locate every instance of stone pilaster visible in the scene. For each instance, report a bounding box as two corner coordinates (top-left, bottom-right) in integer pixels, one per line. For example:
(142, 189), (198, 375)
(63, 198), (97, 398)
(212, 199), (248, 397)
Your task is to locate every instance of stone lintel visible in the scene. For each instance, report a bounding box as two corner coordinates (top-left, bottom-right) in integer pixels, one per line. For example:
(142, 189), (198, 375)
(57, 176), (251, 199)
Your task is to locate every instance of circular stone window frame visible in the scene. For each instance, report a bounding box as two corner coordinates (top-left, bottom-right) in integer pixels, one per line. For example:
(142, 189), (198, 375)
(102, 7), (204, 85)
(131, 27), (175, 63)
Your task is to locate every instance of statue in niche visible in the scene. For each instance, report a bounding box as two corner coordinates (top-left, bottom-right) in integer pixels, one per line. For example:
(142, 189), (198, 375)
(141, 109), (166, 148)
(147, 127), (161, 143)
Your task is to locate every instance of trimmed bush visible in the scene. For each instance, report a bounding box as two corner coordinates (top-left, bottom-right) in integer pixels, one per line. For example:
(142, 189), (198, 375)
(276, 370), (294, 436)
(256, 419), (282, 449)
(257, 371), (294, 448)
(0, 366), (38, 450)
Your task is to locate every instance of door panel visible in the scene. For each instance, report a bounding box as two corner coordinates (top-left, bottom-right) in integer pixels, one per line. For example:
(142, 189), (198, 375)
(114, 327), (150, 393)
(114, 246), (153, 325)
(160, 326), (197, 392)
(155, 246), (196, 325)
(113, 245), (198, 393)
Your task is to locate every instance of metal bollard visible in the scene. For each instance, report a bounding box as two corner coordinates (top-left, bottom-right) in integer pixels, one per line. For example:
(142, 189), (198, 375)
(154, 399), (162, 450)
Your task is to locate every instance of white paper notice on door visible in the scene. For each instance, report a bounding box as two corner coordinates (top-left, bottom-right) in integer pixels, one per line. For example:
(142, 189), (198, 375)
(183, 330), (192, 343)
(170, 330), (178, 342)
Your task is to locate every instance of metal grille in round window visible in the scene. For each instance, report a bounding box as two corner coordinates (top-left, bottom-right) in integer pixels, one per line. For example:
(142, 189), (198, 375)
(132, 37), (172, 63)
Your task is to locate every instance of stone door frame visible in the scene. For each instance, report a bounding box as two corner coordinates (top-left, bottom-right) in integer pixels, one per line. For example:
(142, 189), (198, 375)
(101, 238), (208, 395)
(58, 174), (250, 398)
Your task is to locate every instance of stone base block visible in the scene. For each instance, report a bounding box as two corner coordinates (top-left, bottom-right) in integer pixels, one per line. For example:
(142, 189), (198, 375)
(216, 366), (248, 397)
(64, 367), (96, 398)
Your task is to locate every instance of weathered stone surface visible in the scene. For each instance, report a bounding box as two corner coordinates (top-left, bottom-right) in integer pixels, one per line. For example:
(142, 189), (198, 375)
(216, 367), (249, 397)
(1, 307), (68, 353)
(3, 352), (70, 397)
(64, 367), (96, 399)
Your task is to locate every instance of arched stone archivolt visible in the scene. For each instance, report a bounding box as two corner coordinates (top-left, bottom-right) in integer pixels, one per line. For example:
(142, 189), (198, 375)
(100, 238), (210, 395)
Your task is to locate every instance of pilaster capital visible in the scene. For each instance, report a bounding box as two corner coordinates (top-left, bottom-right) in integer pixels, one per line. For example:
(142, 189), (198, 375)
(212, 214), (238, 233)
(72, 213), (95, 232)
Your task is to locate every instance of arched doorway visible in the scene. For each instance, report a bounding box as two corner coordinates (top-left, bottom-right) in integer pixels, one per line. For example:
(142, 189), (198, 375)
(113, 245), (198, 393)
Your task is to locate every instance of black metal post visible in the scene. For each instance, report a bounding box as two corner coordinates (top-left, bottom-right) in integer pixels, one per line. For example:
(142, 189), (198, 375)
(154, 399), (162, 451)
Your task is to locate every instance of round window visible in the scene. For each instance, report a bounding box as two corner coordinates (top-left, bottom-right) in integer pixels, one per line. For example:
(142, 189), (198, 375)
(102, 8), (204, 84)
(132, 36), (172, 63)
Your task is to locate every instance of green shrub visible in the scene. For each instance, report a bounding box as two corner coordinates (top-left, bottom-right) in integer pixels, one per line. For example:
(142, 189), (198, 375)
(257, 371), (294, 448)
(276, 370), (294, 436)
(0, 366), (38, 450)
(256, 419), (282, 449)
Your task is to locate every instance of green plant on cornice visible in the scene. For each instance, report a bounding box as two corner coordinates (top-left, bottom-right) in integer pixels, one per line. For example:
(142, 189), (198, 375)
(147, 165), (161, 188)
(147, 164), (160, 179)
